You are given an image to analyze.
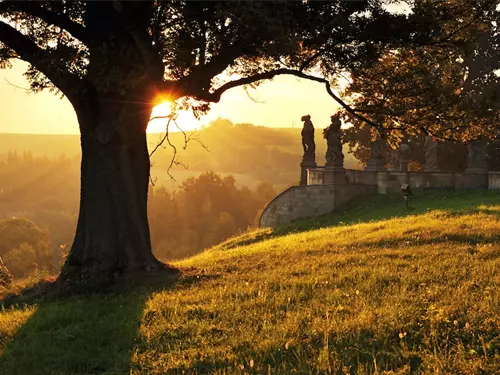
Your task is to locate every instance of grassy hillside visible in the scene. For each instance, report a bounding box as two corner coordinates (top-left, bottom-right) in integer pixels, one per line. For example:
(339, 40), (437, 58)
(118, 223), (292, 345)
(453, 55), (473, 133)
(0, 190), (499, 374)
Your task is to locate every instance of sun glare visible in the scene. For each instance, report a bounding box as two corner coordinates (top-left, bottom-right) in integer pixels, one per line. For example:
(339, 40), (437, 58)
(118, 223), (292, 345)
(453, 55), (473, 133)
(147, 101), (203, 134)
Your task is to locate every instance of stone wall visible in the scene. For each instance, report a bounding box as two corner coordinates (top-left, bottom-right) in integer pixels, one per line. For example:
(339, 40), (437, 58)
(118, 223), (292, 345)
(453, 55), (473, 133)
(488, 172), (500, 190)
(260, 167), (496, 228)
(376, 172), (488, 193)
(259, 184), (377, 227)
(310, 168), (490, 192)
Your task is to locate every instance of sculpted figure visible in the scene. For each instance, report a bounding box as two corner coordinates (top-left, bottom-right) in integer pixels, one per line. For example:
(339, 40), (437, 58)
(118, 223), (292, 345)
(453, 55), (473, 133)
(424, 136), (439, 171)
(371, 136), (386, 159)
(399, 143), (411, 172)
(323, 114), (344, 167)
(364, 131), (387, 171)
(301, 115), (315, 162)
(388, 147), (401, 171)
(466, 139), (488, 172)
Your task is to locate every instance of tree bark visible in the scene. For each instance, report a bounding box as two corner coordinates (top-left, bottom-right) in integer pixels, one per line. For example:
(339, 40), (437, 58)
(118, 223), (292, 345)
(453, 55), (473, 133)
(57, 89), (174, 289)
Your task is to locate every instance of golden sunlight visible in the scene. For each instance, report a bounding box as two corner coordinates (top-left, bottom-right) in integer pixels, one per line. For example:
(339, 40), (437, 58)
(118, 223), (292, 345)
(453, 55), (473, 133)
(147, 101), (203, 133)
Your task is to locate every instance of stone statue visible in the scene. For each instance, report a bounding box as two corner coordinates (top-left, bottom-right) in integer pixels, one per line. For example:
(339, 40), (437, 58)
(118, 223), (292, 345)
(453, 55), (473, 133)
(424, 136), (439, 172)
(323, 114), (344, 168)
(399, 143), (411, 172)
(301, 114), (315, 162)
(388, 148), (401, 171)
(371, 137), (386, 159)
(466, 139), (488, 173)
(364, 133), (387, 171)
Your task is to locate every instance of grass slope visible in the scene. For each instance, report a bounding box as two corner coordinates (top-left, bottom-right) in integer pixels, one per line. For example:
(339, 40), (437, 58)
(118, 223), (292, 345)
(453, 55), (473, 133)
(0, 190), (499, 375)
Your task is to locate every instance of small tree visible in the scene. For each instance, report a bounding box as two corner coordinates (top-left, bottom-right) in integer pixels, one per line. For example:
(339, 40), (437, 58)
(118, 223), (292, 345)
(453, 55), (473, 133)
(0, 217), (50, 256)
(3, 242), (37, 278)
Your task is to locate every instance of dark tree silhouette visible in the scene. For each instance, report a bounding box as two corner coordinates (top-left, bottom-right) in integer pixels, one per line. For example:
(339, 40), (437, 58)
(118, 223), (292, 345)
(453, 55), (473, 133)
(0, 1), (458, 287)
(340, 1), (499, 152)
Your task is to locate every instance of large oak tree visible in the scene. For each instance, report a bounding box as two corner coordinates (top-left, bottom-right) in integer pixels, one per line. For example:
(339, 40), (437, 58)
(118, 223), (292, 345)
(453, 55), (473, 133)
(0, 0), (452, 287)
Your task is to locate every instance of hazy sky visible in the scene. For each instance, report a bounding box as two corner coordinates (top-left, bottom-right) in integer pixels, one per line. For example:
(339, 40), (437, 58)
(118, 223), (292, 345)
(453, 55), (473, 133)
(0, 61), (341, 134)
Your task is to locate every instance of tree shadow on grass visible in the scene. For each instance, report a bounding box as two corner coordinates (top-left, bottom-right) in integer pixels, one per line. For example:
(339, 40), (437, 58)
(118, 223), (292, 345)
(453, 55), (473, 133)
(0, 268), (219, 375)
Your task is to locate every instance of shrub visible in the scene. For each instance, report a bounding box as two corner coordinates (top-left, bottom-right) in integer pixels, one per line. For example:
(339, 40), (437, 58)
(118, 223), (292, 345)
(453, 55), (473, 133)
(0, 218), (49, 257)
(3, 242), (37, 278)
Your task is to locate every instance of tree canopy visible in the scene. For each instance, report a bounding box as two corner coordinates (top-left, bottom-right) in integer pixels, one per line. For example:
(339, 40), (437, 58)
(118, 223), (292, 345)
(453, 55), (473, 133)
(339, 0), (499, 149)
(0, 1), (433, 108)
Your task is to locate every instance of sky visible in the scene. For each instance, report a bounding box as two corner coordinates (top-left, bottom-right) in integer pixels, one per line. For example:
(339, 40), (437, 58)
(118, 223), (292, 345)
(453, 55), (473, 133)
(0, 61), (341, 135)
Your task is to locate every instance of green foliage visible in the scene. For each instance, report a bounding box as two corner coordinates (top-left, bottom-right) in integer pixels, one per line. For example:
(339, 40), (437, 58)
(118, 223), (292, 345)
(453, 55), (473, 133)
(3, 243), (37, 278)
(0, 190), (499, 374)
(0, 0), (416, 102)
(339, 1), (499, 148)
(0, 217), (56, 278)
(0, 218), (49, 257)
(343, 129), (472, 171)
(149, 172), (277, 261)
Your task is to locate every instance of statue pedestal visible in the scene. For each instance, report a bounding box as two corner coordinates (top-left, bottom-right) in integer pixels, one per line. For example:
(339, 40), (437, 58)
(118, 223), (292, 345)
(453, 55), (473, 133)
(466, 139), (488, 174)
(424, 166), (440, 172)
(400, 160), (409, 172)
(300, 160), (317, 185)
(465, 166), (487, 174)
(323, 166), (347, 185)
(364, 158), (386, 171)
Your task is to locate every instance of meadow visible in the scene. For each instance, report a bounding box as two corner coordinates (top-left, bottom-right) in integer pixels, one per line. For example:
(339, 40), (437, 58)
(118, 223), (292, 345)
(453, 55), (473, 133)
(0, 189), (498, 374)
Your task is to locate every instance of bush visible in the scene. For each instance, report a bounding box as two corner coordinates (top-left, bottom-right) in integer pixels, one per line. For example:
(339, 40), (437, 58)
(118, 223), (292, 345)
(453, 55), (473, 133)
(3, 242), (37, 278)
(0, 218), (49, 257)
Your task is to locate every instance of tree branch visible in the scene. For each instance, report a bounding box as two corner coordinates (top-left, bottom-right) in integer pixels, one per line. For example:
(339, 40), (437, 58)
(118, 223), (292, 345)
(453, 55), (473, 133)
(190, 68), (387, 130)
(299, 49), (326, 72)
(177, 43), (246, 96)
(0, 20), (81, 96)
(1, 2), (90, 45)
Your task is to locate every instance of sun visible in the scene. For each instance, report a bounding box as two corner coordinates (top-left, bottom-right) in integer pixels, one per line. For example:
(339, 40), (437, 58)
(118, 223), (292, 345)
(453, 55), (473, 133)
(147, 101), (202, 133)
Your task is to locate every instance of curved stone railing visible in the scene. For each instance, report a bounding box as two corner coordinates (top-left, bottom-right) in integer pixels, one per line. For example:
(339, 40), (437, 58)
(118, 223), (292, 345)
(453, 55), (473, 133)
(259, 166), (498, 228)
(258, 186), (298, 227)
(259, 184), (377, 227)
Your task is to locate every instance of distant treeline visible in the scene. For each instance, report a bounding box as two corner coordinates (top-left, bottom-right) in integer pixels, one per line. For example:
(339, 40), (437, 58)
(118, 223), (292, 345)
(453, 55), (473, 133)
(0, 153), (278, 278)
(148, 172), (276, 261)
(150, 118), (361, 185)
(0, 119), (361, 189)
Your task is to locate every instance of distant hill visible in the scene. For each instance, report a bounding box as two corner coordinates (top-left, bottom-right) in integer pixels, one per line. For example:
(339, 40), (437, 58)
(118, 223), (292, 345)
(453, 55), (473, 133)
(0, 133), (81, 159)
(0, 122), (362, 189)
(0, 189), (498, 374)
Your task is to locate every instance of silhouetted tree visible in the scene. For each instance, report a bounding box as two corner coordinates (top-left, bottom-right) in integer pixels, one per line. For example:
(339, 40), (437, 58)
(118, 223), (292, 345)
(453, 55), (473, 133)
(0, 1), (456, 287)
(340, 1), (499, 152)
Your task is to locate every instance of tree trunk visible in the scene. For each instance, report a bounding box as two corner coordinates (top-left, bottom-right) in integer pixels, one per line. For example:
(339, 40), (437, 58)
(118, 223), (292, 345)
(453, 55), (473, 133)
(57, 90), (174, 289)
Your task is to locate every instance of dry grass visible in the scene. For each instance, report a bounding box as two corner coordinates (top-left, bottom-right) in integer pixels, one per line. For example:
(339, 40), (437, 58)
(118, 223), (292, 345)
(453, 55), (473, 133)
(0, 190), (499, 374)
